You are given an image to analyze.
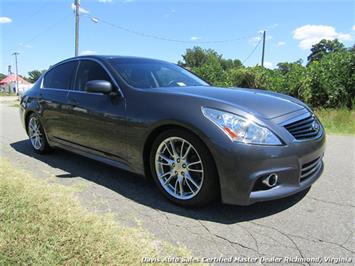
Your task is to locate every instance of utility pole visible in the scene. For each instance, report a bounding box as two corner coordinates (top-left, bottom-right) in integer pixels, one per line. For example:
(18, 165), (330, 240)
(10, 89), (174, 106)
(12, 52), (19, 94)
(261, 30), (266, 67)
(74, 0), (80, 56)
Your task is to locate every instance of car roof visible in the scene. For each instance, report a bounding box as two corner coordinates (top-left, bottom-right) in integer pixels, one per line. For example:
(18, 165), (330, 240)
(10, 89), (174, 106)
(49, 55), (171, 71)
(66, 55), (168, 63)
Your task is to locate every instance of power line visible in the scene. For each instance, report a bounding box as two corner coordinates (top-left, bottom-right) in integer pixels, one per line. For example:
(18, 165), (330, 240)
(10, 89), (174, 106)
(7, 14), (72, 75)
(14, 14), (72, 51)
(20, 0), (49, 25)
(242, 39), (262, 65)
(84, 14), (257, 44)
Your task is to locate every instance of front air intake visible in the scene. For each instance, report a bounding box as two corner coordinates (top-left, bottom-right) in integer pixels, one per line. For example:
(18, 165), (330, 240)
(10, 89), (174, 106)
(301, 156), (322, 180)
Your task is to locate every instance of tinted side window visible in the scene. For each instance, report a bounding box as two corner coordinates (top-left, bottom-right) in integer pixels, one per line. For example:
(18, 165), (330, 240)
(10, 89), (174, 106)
(75, 60), (111, 91)
(43, 61), (77, 90)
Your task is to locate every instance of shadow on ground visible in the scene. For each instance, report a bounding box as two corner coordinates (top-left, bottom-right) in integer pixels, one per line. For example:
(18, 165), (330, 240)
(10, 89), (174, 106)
(11, 139), (309, 224)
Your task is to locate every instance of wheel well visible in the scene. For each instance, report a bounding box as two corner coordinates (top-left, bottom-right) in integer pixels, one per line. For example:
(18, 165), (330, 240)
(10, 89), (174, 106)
(24, 111), (34, 134)
(142, 125), (220, 189)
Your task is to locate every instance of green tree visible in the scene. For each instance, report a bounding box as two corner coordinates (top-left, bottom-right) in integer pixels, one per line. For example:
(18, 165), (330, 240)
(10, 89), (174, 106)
(179, 47), (244, 86)
(26, 69), (46, 83)
(301, 49), (354, 108)
(178, 47), (215, 68)
(192, 53), (230, 86)
(282, 63), (306, 98)
(228, 66), (272, 89)
(228, 68), (258, 88)
(275, 60), (306, 97)
(277, 59), (303, 74)
(179, 47), (243, 71)
(220, 59), (242, 71)
(307, 39), (345, 65)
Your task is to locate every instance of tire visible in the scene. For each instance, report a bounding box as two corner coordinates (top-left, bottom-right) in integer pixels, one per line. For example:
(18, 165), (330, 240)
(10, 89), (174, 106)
(150, 129), (219, 207)
(27, 113), (51, 154)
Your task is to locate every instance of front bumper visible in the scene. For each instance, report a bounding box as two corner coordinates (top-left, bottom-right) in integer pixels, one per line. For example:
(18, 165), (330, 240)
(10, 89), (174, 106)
(212, 129), (326, 206)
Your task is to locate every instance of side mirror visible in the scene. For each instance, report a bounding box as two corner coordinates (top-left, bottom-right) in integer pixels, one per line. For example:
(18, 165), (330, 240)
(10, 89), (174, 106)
(85, 80), (112, 94)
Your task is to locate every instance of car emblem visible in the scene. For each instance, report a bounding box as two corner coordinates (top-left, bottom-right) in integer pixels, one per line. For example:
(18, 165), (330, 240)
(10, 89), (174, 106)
(311, 120), (320, 132)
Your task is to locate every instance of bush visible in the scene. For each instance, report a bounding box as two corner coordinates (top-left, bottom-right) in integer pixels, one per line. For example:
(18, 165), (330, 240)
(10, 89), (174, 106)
(300, 50), (355, 108)
(227, 67), (258, 88)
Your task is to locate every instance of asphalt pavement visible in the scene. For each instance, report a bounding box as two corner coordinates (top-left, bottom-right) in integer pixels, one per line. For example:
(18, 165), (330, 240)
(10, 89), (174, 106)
(0, 99), (354, 265)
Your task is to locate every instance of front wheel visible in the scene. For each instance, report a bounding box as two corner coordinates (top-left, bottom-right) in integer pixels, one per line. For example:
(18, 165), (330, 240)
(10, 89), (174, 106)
(27, 113), (51, 154)
(150, 129), (219, 207)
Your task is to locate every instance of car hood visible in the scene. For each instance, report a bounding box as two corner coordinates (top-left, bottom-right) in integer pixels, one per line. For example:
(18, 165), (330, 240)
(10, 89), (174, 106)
(164, 86), (306, 119)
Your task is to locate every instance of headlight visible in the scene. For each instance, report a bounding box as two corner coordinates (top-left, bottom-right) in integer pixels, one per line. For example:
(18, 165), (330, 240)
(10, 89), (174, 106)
(201, 107), (282, 145)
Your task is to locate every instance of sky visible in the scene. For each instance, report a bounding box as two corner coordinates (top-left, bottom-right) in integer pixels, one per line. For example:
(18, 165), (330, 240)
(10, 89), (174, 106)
(0, 0), (354, 76)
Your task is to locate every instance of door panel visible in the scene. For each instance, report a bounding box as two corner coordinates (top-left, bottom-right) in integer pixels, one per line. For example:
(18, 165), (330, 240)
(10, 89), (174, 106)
(65, 59), (127, 161)
(66, 92), (126, 160)
(40, 89), (72, 141)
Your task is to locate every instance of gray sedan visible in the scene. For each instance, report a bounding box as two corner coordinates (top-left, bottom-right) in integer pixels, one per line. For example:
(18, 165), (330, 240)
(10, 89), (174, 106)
(20, 56), (325, 207)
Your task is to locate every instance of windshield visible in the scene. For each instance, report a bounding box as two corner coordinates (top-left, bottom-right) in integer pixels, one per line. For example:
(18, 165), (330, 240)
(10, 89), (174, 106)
(109, 58), (209, 89)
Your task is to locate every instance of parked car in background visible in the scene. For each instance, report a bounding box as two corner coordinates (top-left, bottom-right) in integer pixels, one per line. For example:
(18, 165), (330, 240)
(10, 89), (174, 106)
(19, 56), (325, 207)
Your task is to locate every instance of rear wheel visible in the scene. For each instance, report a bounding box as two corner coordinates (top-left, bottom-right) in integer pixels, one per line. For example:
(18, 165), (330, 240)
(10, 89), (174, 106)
(27, 113), (51, 154)
(150, 129), (219, 207)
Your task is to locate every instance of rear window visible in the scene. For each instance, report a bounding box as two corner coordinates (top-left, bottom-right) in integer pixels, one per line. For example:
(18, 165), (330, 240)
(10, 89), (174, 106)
(43, 61), (77, 90)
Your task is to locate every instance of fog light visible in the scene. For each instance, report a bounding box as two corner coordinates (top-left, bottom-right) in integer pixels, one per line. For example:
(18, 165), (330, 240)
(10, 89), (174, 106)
(262, 173), (278, 187)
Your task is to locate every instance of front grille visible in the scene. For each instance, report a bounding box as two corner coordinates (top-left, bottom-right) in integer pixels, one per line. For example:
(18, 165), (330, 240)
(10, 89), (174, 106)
(301, 156), (322, 180)
(284, 115), (321, 140)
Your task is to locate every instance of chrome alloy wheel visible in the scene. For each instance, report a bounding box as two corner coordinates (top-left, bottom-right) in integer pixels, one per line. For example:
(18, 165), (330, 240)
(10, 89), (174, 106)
(28, 116), (43, 150)
(154, 137), (204, 200)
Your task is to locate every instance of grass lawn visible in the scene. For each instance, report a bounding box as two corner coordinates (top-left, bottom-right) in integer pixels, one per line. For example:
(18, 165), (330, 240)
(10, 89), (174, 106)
(0, 159), (193, 265)
(315, 108), (355, 135)
(0, 92), (16, 96)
